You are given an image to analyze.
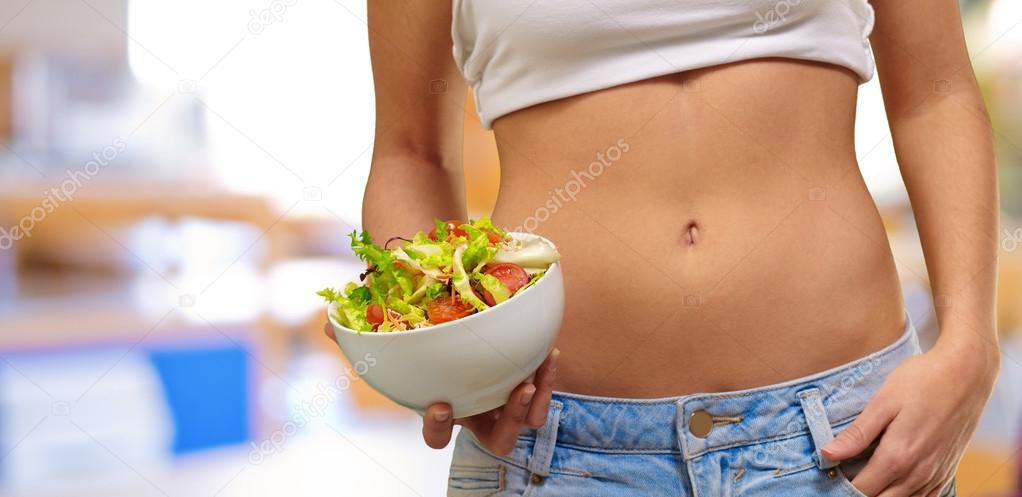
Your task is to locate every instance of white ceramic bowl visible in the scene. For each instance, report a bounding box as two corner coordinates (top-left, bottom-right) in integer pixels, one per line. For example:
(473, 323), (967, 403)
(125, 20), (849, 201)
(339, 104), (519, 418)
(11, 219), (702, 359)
(328, 233), (564, 418)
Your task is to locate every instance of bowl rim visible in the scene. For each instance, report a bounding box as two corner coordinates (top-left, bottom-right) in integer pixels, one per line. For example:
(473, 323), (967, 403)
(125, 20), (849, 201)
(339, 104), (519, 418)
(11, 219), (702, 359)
(327, 232), (561, 338)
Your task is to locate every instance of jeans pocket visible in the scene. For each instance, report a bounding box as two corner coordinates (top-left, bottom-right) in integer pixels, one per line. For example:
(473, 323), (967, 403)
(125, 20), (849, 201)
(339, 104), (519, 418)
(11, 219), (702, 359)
(834, 467), (868, 497)
(941, 479), (957, 497)
(449, 430), (531, 496)
(834, 439), (878, 497)
(834, 472), (956, 497)
(448, 464), (505, 496)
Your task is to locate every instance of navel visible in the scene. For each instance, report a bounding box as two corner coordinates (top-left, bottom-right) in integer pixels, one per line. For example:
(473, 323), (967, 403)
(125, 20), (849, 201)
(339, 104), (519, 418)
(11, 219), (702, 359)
(684, 221), (699, 246)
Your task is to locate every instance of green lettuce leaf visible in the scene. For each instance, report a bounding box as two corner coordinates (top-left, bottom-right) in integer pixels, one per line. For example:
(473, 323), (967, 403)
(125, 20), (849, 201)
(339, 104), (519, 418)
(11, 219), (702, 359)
(451, 245), (488, 312)
(317, 287), (341, 302)
(471, 216), (507, 238)
(433, 219), (449, 242)
(404, 275), (437, 304)
(460, 224), (497, 273)
(402, 237), (453, 280)
(388, 298), (425, 323)
(344, 282), (371, 304)
(393, 247), (447, 281)
(349, 230), (415, 299)
(425, 281), (447, 300)
(327, 296), (372, 332)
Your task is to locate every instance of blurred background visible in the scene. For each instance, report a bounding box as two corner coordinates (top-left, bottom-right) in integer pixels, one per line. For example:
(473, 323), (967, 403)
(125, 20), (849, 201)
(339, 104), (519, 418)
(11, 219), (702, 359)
(0, 0), (1019, 496)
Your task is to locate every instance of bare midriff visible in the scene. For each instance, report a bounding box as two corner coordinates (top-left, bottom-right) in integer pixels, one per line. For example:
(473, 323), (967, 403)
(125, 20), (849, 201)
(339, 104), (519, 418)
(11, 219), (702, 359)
(489, 58), (906, 397)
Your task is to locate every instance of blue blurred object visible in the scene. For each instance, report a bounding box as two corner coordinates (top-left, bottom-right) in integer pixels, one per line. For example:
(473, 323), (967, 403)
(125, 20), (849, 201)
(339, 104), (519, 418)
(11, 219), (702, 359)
(148, 342), (252, 455)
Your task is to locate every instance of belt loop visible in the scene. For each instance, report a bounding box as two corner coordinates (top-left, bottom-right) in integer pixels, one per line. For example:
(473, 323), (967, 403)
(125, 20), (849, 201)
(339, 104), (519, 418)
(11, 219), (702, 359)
(527, 401), (562, 478)
(797, 388), (838, 469)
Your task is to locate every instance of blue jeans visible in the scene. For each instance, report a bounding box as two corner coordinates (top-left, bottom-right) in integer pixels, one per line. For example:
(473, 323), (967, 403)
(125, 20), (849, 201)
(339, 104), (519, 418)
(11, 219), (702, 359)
(448, 314), (957, 496)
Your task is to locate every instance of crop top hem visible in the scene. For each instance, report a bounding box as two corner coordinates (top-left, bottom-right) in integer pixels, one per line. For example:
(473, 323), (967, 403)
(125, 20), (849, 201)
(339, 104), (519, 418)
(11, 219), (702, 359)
(453, 0), (877, 130)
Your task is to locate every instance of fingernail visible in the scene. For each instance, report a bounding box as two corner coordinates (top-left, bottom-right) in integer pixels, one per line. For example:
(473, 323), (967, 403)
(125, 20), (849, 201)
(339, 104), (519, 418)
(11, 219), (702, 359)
(521, 385), (536, 405)
(549, 348), (560, 371)
(821, 441), (840, 455)
(434, 410), (450, 422)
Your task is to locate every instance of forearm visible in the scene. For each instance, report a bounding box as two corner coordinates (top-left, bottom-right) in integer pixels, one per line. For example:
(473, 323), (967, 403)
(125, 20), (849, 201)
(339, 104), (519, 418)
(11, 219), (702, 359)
(890, 87), (998, 347)
(361, 0), (468, 241)
(362, 155), (467, 240)
(820, 5), (994, 493)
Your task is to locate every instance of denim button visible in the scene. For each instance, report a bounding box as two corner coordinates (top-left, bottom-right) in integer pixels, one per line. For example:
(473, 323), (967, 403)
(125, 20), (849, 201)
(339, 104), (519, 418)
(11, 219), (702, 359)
(689, 410), (713, 438)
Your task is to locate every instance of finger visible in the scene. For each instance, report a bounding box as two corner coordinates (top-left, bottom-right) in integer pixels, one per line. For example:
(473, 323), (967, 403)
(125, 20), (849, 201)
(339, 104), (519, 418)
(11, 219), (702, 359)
(874, 480), (918, 497)
(925, 478), (953, 497)
(822, 399), (896, 461)
(909, 480), (936, 497)
(850, 443), (907, 497)
(457, 408), (499, 435)
(526, 348), (559, 428)
(925, 469), (955, 497)
(486, 383), (536, 455)
(422, 403), (455, 449)
(921, 481), (944, 497)
(915, 473), (948, 497)
(323, 322), (336, 341)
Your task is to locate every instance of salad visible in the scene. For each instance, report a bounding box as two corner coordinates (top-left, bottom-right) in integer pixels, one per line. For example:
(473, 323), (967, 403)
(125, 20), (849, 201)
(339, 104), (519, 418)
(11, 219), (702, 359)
(319, 217), (560, 332)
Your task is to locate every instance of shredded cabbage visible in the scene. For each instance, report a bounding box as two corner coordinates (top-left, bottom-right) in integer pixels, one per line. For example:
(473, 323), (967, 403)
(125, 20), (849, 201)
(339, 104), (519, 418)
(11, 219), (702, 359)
(490, 237), (560, 269)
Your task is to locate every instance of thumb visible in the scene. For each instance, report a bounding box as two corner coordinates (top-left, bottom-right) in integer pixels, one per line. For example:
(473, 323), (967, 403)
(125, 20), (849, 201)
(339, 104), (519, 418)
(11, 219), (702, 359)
(822, 400), (894, 461)
(421, 403), (454, 449)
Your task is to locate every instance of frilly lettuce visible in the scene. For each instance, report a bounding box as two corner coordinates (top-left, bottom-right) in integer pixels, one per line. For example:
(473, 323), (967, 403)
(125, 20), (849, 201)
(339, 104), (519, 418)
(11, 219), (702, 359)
(318, 286), (373, 332)
(320, 217), (557, 330)
(433, 218), (449, 242)
(349, 230), (414, 300)
(471, 217), (507, 238)
(460, 224), (497, 273)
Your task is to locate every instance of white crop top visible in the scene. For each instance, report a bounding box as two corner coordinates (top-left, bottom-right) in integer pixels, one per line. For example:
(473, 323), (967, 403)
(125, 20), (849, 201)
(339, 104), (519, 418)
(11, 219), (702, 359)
(452, 0), (876, 129)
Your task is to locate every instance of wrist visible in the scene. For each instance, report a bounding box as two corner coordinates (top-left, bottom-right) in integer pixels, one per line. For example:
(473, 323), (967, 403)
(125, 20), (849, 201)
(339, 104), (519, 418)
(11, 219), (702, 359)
(932, 327), (1001, 383)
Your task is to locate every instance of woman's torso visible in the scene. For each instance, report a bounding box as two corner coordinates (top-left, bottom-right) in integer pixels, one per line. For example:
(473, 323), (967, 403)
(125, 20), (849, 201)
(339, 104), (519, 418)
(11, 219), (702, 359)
(489, 59), (905, 397)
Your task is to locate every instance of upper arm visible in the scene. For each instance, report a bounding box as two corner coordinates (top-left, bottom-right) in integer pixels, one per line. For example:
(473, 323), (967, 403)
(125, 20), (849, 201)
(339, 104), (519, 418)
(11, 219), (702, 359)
(368, 1), (468, 167)
(868, 0), (986, 120)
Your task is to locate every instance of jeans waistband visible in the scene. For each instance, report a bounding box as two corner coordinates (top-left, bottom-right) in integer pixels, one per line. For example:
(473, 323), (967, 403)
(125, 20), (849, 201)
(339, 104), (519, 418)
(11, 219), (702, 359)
(525, 313), (920, 459)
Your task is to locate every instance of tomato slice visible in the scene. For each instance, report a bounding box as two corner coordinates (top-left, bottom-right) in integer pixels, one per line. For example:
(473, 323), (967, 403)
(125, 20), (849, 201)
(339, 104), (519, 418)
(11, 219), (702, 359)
(428, 220), (468, 241)
(481, 263), (530, 306)
(426, 294), (475, 324)
(366, 303), (385, 327)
